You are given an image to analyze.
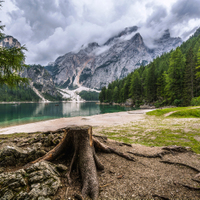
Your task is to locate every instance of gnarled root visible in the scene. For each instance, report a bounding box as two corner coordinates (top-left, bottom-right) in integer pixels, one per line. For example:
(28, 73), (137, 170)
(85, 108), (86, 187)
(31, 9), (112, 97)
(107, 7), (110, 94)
(27, 125), (135, 199)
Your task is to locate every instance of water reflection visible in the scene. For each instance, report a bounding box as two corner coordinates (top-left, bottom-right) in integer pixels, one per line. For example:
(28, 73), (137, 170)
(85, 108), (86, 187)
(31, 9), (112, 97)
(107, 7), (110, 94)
(0, 102), (135, 127)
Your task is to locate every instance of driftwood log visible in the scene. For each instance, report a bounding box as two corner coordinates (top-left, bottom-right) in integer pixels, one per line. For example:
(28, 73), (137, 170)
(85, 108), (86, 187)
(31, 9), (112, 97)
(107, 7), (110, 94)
(26, 126), (135, 200)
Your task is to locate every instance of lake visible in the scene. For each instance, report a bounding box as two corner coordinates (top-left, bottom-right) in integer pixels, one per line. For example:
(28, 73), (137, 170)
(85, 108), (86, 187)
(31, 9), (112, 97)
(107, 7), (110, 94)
(0, 102), (135, 127)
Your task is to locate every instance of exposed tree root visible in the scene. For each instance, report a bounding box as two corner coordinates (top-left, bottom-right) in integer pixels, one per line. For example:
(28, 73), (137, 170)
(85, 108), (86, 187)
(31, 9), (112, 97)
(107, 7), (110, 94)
(93, 137), (135, 161)
(119, 142), (132, 147)
(74, 193), (84, 200)
(127, 146), (189, 159)
(195, 173), (200, 178)
(162, 146), (189, 153)
(192, 178), (200, 184)
(160, 160), (200, 173)
(25, 126), (135, 199)
(152, 194), (170, 200)
(127, 151), (170, 158)
(178, 183), (200, 191)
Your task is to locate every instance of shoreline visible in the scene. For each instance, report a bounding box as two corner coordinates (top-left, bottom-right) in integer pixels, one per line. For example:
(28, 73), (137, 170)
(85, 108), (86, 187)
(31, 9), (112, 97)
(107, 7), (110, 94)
(0, 100), (99, 104)
(0, 109), (153, 135)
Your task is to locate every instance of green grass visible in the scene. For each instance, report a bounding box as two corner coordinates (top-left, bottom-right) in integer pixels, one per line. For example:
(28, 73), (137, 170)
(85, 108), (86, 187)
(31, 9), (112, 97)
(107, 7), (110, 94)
(98, 110), (200, 154)
(147, 106), (200, 117)
(108, 136), (133, 144)
(170, 108), (200, 118)
(134, 129), (200, 154)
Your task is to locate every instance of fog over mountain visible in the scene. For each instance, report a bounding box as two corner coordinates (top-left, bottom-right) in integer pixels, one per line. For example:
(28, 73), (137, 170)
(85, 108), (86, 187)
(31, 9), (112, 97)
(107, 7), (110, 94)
(46, 26), (182, 89)
(0, 0), (200, 65)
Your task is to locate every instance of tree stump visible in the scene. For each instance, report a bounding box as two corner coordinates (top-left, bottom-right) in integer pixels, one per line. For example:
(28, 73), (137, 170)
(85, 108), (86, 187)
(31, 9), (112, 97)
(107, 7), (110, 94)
(27, 125), (135, 200)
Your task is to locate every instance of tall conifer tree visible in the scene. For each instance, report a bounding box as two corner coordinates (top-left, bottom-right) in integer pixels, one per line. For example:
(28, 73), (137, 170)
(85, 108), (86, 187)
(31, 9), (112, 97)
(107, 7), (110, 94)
(165, 47), (185, 104)
(183, 47), (195, 105)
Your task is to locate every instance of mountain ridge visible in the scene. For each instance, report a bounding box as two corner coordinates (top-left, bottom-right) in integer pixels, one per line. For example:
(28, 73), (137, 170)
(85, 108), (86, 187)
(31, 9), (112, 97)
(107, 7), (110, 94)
(46, 26), (183, 89)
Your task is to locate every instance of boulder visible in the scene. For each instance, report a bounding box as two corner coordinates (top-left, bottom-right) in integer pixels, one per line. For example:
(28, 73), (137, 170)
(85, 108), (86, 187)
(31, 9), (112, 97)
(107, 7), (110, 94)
(125, 98), (134, 107)
(0, 161), (61, 200)
(0, 143), (46, 167)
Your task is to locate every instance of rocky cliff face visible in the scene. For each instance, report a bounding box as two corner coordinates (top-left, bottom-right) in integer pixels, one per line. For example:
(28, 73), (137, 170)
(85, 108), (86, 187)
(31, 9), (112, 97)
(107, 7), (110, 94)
(0, 36), (21, 48)
(21, 65), (62, 100)
(47, 26), (182, 89)
(0, 36), (61, 101)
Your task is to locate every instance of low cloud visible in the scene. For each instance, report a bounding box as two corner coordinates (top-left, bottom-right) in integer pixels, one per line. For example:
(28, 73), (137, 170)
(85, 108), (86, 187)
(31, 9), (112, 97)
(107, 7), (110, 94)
(0, 0), (200, 65)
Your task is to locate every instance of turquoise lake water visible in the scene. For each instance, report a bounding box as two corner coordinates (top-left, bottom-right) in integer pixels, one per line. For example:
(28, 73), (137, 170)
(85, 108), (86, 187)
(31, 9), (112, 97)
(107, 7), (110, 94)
(0, 102), (135, 127)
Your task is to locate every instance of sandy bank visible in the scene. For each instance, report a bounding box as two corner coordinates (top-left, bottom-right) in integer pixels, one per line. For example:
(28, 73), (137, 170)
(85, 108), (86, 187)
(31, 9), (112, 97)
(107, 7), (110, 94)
(0, 109), (153, 135)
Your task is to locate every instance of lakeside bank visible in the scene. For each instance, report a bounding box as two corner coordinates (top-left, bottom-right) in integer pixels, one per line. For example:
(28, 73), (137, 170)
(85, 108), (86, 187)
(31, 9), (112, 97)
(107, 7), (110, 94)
(0, 109), (153, 135)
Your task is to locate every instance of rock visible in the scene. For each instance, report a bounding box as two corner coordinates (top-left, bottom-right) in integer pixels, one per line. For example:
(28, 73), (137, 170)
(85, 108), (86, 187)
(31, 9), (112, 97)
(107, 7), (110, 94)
(43, 133), (54, 147)
(0, 169), (26, 199)
(140, 104), (156, 109)
(0, 143), (47, 167)
(125, 98), (134, 107)
(0, 161), (61, 199)
(0, 144), (28, 166)
(0, 190), (14, 200)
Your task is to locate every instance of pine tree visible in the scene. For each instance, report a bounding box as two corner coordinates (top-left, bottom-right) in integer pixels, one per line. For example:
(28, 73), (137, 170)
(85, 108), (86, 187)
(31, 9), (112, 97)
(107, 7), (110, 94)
(165, 47), (185, 105)
(196, 48), (200, 78)
(0, 2), (28, 87)
(157, 72), (167, 102)
(183, 47), (196, 105)
(99, 86), (106, 102)
(113, 86), (119, 102)
(144, 63), (157, 103)
(129, 70), (141, 103)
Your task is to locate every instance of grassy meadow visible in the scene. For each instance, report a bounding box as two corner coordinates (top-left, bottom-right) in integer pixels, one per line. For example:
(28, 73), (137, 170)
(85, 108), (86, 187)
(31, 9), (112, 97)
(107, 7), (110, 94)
(97, 106), (200, 154)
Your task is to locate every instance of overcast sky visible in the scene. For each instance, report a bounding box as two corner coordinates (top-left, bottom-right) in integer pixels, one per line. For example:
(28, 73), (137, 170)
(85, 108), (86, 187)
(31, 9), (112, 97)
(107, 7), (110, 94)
(0, 0), (200, 65)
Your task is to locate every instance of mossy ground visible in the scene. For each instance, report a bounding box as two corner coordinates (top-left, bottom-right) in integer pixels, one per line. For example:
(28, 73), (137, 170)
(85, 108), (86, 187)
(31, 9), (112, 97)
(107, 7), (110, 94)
(96, 107), (200, 154)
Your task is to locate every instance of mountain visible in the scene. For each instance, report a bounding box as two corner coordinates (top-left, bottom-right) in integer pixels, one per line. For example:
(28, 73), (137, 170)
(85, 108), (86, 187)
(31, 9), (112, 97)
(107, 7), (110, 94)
(21, 65), (62, 101)
(46, 26), (182, 89)
(0, 35), (21, 48)
(99, 27), (200, 106)
(0, 36), (62, 101)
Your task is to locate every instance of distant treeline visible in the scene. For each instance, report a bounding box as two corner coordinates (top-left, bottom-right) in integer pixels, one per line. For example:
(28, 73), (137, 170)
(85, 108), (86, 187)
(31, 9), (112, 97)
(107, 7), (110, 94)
(99, 28), (200, 107)
(0, 85), (40, 102)
(79, 90), (99, 101)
